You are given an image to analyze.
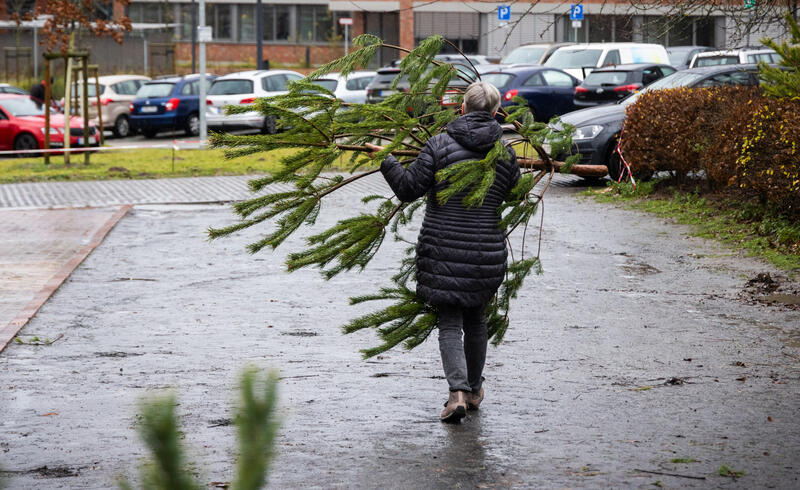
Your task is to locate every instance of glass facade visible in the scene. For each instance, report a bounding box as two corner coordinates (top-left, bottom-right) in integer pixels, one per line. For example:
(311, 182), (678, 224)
(136, 2), (338, 44)
(557, 14), (720, 47)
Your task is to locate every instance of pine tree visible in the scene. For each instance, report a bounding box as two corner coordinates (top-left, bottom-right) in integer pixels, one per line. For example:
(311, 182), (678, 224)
(759, 12), (800, 99)
(209, 35), (583, 357)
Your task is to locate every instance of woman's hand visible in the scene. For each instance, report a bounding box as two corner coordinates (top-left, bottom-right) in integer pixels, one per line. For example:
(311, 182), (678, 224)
(364, 143), (385, 159)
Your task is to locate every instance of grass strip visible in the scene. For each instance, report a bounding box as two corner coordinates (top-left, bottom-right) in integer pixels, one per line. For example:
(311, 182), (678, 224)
(586, 180), (800, 275)
(0, 147), (357, 184)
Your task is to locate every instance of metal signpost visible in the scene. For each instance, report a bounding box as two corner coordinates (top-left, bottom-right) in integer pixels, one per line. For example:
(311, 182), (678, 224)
(339, 17), (353, 56)
(570, 4), (584, 42)
(198, 1), (211, 145)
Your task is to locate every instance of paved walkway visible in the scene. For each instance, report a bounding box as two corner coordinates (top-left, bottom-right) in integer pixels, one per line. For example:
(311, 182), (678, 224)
(0, 181), (797, 489)
(0, 176), (278, 209)
(0, 207), (130, 351)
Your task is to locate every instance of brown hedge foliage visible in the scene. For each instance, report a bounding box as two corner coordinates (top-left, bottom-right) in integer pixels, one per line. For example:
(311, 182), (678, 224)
(736, 98), (800, 217)
(620, 86), (762, 188)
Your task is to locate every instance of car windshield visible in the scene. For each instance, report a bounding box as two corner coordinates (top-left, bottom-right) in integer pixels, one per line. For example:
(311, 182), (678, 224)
(0, 96), (49, 116)
(667, 48), (693, 65)
(584, 71), (630, 86)
(621, 71), (705, 106)
(695, 56), (738, 67)
(482, 73), (515, 89)
(137, 83), (175, 98)
(312, 79), (338, 92)
(545, 49), (603, 69)
(70, 83), (104, 97)
(502, 47), (547, 64)
(208, 79), (254, 95)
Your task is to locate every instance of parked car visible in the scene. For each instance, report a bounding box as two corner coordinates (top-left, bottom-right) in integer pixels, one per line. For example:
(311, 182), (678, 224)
(68, 75), (150, 138)
(0, 94), (98, 154)
(666, 46), (714, 70)
(0, 83), (27, 95)
(129, 74), (216, 138)
(544, 43), (670, 80)
(482, 66), (579, 122)
(365, 63), (472, 106)
(573, 63), (677, 108)
(557, 64), (765, 180)
(321, 71), (377, 104)
(500, 42), (575, 65)
(205, 70), (304, 134)
(689, 47), (779, 68)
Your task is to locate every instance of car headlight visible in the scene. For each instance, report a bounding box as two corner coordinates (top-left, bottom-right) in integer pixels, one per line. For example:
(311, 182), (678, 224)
(572, 124), (604, 141)
(40, 127), (61, 135)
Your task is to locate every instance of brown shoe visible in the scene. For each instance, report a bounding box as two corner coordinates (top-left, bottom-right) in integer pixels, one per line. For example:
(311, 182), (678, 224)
(440, 391), (468, 422)
(467, 387), (484, 411)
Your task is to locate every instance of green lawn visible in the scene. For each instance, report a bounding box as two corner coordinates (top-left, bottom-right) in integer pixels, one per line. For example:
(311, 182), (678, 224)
(0, 147), (361, 183)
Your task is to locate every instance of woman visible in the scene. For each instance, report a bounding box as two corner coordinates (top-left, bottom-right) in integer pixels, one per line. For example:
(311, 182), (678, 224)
(366, 81), (521, 422)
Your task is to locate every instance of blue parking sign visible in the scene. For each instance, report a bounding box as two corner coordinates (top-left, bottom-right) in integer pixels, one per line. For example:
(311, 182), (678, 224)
(498, 5), (511, 21)
(570, 4), (584, 20)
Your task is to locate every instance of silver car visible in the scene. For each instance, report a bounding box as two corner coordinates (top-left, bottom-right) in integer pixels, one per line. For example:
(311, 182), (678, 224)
(206, 69), (303, 134)
(322, 71), (377, 104)
(69, 75), (151, 137)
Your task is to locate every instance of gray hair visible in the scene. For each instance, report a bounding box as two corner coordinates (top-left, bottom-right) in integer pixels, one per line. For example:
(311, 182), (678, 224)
(462, 81), (501, 114)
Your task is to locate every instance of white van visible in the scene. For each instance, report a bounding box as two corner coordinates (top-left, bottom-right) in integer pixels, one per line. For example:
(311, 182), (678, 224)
(544, 43), (670, 80)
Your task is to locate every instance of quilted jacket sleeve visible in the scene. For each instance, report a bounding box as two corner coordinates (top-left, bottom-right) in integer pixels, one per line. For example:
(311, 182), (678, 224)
(379, 140), (438, 202)
(505, 144), (522, 201)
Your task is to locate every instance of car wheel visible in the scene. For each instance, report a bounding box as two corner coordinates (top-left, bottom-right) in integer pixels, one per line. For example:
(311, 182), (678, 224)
(606, 144), (622, 182)
(142, 129), (158, 139)
(111, 114), (131, 138)
(113, 115), (130, 138)
(261, 115), (277, 135)
(13, 133), (39, 157)
(185, 113), (199, 136)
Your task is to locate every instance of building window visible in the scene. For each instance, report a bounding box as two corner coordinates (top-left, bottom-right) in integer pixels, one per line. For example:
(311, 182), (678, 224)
(638, 15), (717, 46)
(260, 5), (292, 41)
(206, 4), (232, 40)
(297, 5), (332, 43)
(239, 4), (256, 42)
(414, 13), (480, 54)
(127, 2), (172, 24)
(6, 0), (36, 16)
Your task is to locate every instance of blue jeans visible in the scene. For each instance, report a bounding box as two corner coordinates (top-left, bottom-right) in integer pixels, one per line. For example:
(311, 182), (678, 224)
(437, 304), (488, 393)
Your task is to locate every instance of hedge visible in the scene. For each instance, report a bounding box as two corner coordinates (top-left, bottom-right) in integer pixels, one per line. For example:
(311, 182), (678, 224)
(620, 87), (800, 217)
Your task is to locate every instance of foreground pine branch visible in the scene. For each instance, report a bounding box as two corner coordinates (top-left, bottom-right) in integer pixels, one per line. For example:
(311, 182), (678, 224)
(120, 369), (280, 490)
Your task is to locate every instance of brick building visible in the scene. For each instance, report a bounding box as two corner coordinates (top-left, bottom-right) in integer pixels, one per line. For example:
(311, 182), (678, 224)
(1, 0), (791, 74)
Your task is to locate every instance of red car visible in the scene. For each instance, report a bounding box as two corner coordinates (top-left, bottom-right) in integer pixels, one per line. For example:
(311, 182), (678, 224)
(0, 94), (98, 156)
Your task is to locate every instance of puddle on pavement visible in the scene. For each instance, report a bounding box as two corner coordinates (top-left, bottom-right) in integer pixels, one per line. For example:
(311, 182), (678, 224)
(753, 320), (800, 348)
(760, 293), (800, 306)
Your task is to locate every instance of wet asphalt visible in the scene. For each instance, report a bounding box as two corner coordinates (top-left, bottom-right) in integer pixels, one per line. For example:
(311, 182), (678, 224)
(1, 177), (799, 489)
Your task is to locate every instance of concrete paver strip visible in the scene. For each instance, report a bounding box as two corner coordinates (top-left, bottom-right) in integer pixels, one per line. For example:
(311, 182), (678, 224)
(0, 206), (130, 351)
(0, 185), (798, 488)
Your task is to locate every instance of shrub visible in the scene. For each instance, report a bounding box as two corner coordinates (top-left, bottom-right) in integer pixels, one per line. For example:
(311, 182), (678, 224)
(736, 98), (800, 217)
(621, 86), (761, 188)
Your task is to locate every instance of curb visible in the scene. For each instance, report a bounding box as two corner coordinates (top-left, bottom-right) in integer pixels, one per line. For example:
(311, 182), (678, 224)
(0, 205), (132, 353)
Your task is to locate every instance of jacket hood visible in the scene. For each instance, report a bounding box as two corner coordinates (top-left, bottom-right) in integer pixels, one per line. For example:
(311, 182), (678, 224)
(446, 111), (503, 152)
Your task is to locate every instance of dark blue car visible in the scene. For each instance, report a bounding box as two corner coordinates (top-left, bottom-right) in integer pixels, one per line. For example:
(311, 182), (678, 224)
(481, 66), (580, 122)
(130, 74), (216, 138)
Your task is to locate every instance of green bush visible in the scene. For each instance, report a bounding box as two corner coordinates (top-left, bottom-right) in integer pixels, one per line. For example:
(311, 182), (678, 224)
(736, 99), (800, 217)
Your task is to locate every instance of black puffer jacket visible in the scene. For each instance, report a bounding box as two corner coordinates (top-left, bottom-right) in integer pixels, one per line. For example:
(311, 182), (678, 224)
(381, 111), (521, 307)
